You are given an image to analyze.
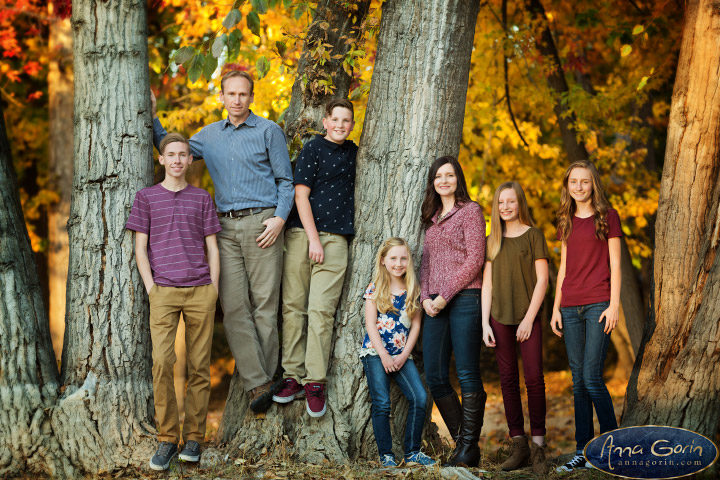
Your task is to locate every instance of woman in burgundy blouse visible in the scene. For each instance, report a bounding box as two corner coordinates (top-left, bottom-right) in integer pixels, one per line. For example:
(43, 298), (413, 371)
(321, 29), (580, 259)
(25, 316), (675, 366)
(419, 156), (486, 467)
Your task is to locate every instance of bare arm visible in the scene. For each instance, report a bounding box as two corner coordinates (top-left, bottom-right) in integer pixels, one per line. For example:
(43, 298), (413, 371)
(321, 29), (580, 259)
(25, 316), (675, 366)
(134, 232), (155, 294)
(517, 258), (549, 342)
(365, 299), (396, 373)
(294, 185), (324, 263)
(550, 242), (566, 337)
(600, 237), (622, 333)
(481, 261), (496, 347)
(205, 234), (220, 292)
(394, 308), (421, 370)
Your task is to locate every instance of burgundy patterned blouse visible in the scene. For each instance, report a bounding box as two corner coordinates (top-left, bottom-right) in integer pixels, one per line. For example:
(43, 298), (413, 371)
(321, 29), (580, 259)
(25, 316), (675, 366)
(420, 201), (486, 303)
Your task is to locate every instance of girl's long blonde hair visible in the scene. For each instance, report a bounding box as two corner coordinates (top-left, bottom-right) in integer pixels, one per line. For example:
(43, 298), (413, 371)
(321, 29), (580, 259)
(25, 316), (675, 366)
(371, 237), (420, 318)
(557, 160), (611, 242)
(486, 182), (535, 261)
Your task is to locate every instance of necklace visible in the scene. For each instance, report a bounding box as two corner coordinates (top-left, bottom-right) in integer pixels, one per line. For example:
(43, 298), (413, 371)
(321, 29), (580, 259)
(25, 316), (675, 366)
(438, 204), (455, 222)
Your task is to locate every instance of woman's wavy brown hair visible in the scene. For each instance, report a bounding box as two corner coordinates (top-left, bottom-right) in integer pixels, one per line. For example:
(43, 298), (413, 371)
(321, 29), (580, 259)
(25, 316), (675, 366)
(421, 156), (472, 228)
(557, 160), (611, 242)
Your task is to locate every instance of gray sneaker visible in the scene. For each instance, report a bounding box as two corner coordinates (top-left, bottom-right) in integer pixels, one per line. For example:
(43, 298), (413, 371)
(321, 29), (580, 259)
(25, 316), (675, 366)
(179, 440), (201, 462)
(149, 441), (178, 471)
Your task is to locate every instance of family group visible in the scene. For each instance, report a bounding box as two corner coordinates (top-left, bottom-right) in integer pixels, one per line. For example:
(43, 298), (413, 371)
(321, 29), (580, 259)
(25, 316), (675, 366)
(126, 71), (622, 475)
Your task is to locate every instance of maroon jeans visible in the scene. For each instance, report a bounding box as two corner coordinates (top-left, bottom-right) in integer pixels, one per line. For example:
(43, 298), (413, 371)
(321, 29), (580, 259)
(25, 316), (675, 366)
(491, 317), (546, 437)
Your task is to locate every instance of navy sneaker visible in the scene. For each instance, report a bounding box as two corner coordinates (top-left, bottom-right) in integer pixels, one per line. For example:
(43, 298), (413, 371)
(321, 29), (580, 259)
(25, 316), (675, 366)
(405, 451), (436, 466)
(556, 454), (591, 473)
(149, 441), (178, 471)
(380, 454), (398, 467)
(179, 440), (201, 462)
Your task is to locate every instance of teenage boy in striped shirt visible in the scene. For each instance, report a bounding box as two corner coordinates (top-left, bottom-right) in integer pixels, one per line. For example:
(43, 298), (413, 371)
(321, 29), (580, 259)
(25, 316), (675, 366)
(126, 133), (221, 470)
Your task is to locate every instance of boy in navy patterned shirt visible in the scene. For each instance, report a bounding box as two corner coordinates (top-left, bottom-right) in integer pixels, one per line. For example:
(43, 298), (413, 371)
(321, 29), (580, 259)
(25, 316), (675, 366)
(273, 99), (357, 417)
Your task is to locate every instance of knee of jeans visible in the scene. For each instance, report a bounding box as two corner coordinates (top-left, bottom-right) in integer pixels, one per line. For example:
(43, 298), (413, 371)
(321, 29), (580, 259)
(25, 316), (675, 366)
(372, 397), (391, 416)
(581, 370), (606, 393)
(409, 389), (428, 409)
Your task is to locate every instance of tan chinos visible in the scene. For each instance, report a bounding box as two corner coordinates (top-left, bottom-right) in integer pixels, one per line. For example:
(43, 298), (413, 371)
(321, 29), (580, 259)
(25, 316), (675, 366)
(149, 283), (217, 444)
(281, 228), (348, 384)
(218, 208), (283, 391)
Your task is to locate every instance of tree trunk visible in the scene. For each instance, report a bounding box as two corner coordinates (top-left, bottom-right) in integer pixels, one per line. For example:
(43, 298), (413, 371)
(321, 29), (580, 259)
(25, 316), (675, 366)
(0, 103), (74, 478)
(220, 0), (480, 462)
(525, 0), (646, 376)
(622, 0), (720, 435)
(283, 0), (371, 149)
(53, 0), (156, 472)
(47, 12), (74, 365)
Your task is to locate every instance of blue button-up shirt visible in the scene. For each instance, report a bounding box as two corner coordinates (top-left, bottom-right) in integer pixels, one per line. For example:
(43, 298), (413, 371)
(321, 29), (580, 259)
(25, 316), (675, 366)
(153, 112), (294, 220)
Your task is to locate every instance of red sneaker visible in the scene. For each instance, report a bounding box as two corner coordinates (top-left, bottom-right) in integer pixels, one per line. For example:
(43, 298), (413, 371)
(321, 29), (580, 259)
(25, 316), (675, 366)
(305, 382), (326, 417)
(272, 378), (304, 403)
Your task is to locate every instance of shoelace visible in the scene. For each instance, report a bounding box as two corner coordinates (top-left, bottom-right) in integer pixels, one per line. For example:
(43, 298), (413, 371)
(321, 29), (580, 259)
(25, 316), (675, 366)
(184, 441), (199, 452)
(382, 454), (395, 464)
(307, 386), (324, 398)
(566, 455), (585, 468)
(158, 443), (174, 456)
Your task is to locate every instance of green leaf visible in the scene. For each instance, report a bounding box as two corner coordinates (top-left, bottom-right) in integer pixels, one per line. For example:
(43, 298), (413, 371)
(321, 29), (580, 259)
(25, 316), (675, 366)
(173, 46), (195, 65)
(251, 0), (267, 14)
(256, 55), (271, 79)
(212, 34), (227, 58)
(247, 11), (262, 36)
(275, 40), (287, 57)
(268, 0), (279, 7)
(223, 9), (242, 30)
(632, 24), (644, 35)
(227, 30), (242, 60)
(188, 54), (205, 83)
(294, 3), (306, 19)
(636, 76), (649, 91)
(283, 0), (293, 7)
(232, 0), (245, 8)
(204, 54), (218, 81)
(620, 44), (632, 57)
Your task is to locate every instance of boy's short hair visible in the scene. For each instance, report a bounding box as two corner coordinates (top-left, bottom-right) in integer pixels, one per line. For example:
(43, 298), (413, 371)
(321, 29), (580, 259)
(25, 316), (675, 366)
(221, 70), (254, 94)
(159, 133), (190, 155)
(325, 98), (354, 118)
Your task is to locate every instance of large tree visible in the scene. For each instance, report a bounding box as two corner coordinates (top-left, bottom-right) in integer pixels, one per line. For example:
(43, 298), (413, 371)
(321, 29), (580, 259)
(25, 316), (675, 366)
(220, 0), (481, 462)
(622, 0), (720, 435)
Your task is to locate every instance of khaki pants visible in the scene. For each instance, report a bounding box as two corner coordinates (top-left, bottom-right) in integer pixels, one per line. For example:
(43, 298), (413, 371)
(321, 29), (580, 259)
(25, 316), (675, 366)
(218, 208), (283, 391)
(149, 283), (217, 443)
(281, 228), (348, 384)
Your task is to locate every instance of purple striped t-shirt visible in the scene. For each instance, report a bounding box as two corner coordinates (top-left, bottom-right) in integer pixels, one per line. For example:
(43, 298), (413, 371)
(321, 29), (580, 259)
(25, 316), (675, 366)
(125, 184), (222, 287)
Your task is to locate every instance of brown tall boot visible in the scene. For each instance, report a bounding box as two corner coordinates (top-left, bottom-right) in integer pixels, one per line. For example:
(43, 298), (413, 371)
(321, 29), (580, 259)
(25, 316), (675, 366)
(434, 393), (462, 442)
(530, 441), (549, 475)
(500, 436), (530, 471)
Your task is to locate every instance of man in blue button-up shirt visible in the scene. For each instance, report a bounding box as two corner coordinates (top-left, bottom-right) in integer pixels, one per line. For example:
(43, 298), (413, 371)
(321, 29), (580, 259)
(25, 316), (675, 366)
(152, 71), (294, 414)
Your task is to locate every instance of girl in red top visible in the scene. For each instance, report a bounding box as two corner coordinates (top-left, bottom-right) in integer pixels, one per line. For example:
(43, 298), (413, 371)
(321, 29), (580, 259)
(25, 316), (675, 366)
(551, 161), (621, 473)
(419, 156), (486, 467)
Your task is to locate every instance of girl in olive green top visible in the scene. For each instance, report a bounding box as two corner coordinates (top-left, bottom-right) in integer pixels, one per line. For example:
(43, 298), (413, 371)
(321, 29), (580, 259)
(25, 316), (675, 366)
(481, 182), (550, 475)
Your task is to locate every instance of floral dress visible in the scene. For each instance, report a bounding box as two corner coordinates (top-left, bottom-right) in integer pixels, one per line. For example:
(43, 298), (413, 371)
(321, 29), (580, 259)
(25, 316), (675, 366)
(360, 283), (411, 357)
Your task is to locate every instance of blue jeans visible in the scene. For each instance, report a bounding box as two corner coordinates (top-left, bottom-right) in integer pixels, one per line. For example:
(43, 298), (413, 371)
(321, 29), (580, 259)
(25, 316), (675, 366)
(361, 356), (428, 457)
(561, 301), (618, 451)
(422, 289), (484, 399)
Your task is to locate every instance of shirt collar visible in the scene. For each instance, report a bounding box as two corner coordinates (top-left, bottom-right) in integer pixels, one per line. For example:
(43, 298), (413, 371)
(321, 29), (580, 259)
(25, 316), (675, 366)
(431, 203), (461, 224)
(223, 110), (258, 129)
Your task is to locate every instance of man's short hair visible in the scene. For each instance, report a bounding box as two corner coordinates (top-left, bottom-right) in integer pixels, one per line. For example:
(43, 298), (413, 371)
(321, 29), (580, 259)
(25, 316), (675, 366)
(325, 98), (354, 118)
(221, 70), (254, 94)
(159, 133), (190, 155)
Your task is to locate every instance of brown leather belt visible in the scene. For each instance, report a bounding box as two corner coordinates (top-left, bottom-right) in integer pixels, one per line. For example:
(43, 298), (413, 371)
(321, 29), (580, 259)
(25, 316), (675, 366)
(218, 207), (266, 218)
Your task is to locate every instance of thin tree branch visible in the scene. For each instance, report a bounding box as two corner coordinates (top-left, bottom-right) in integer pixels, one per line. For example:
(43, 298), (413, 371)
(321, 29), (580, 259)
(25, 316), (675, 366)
(501, 0), (529, 147)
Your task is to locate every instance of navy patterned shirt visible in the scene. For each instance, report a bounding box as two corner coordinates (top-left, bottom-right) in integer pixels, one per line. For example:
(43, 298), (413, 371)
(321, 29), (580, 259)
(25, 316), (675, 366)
(286, 135), (357, 235)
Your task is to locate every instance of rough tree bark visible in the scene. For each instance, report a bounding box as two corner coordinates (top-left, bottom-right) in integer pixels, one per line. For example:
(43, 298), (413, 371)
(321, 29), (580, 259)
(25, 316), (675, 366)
(0, 101), (74, 479)
(622, 0), (720, 435)
(47, 10), (74, 364)
(220, 0), (480, 462)
(283, 0), (371, 148)
(524, 0), (645, 373)
(51, 0), (156, 472)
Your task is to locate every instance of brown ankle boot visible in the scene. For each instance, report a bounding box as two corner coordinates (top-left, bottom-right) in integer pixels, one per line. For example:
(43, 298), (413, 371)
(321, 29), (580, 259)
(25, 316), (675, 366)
(501, 435), (530, 471)
(530, 441), (549, 475)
